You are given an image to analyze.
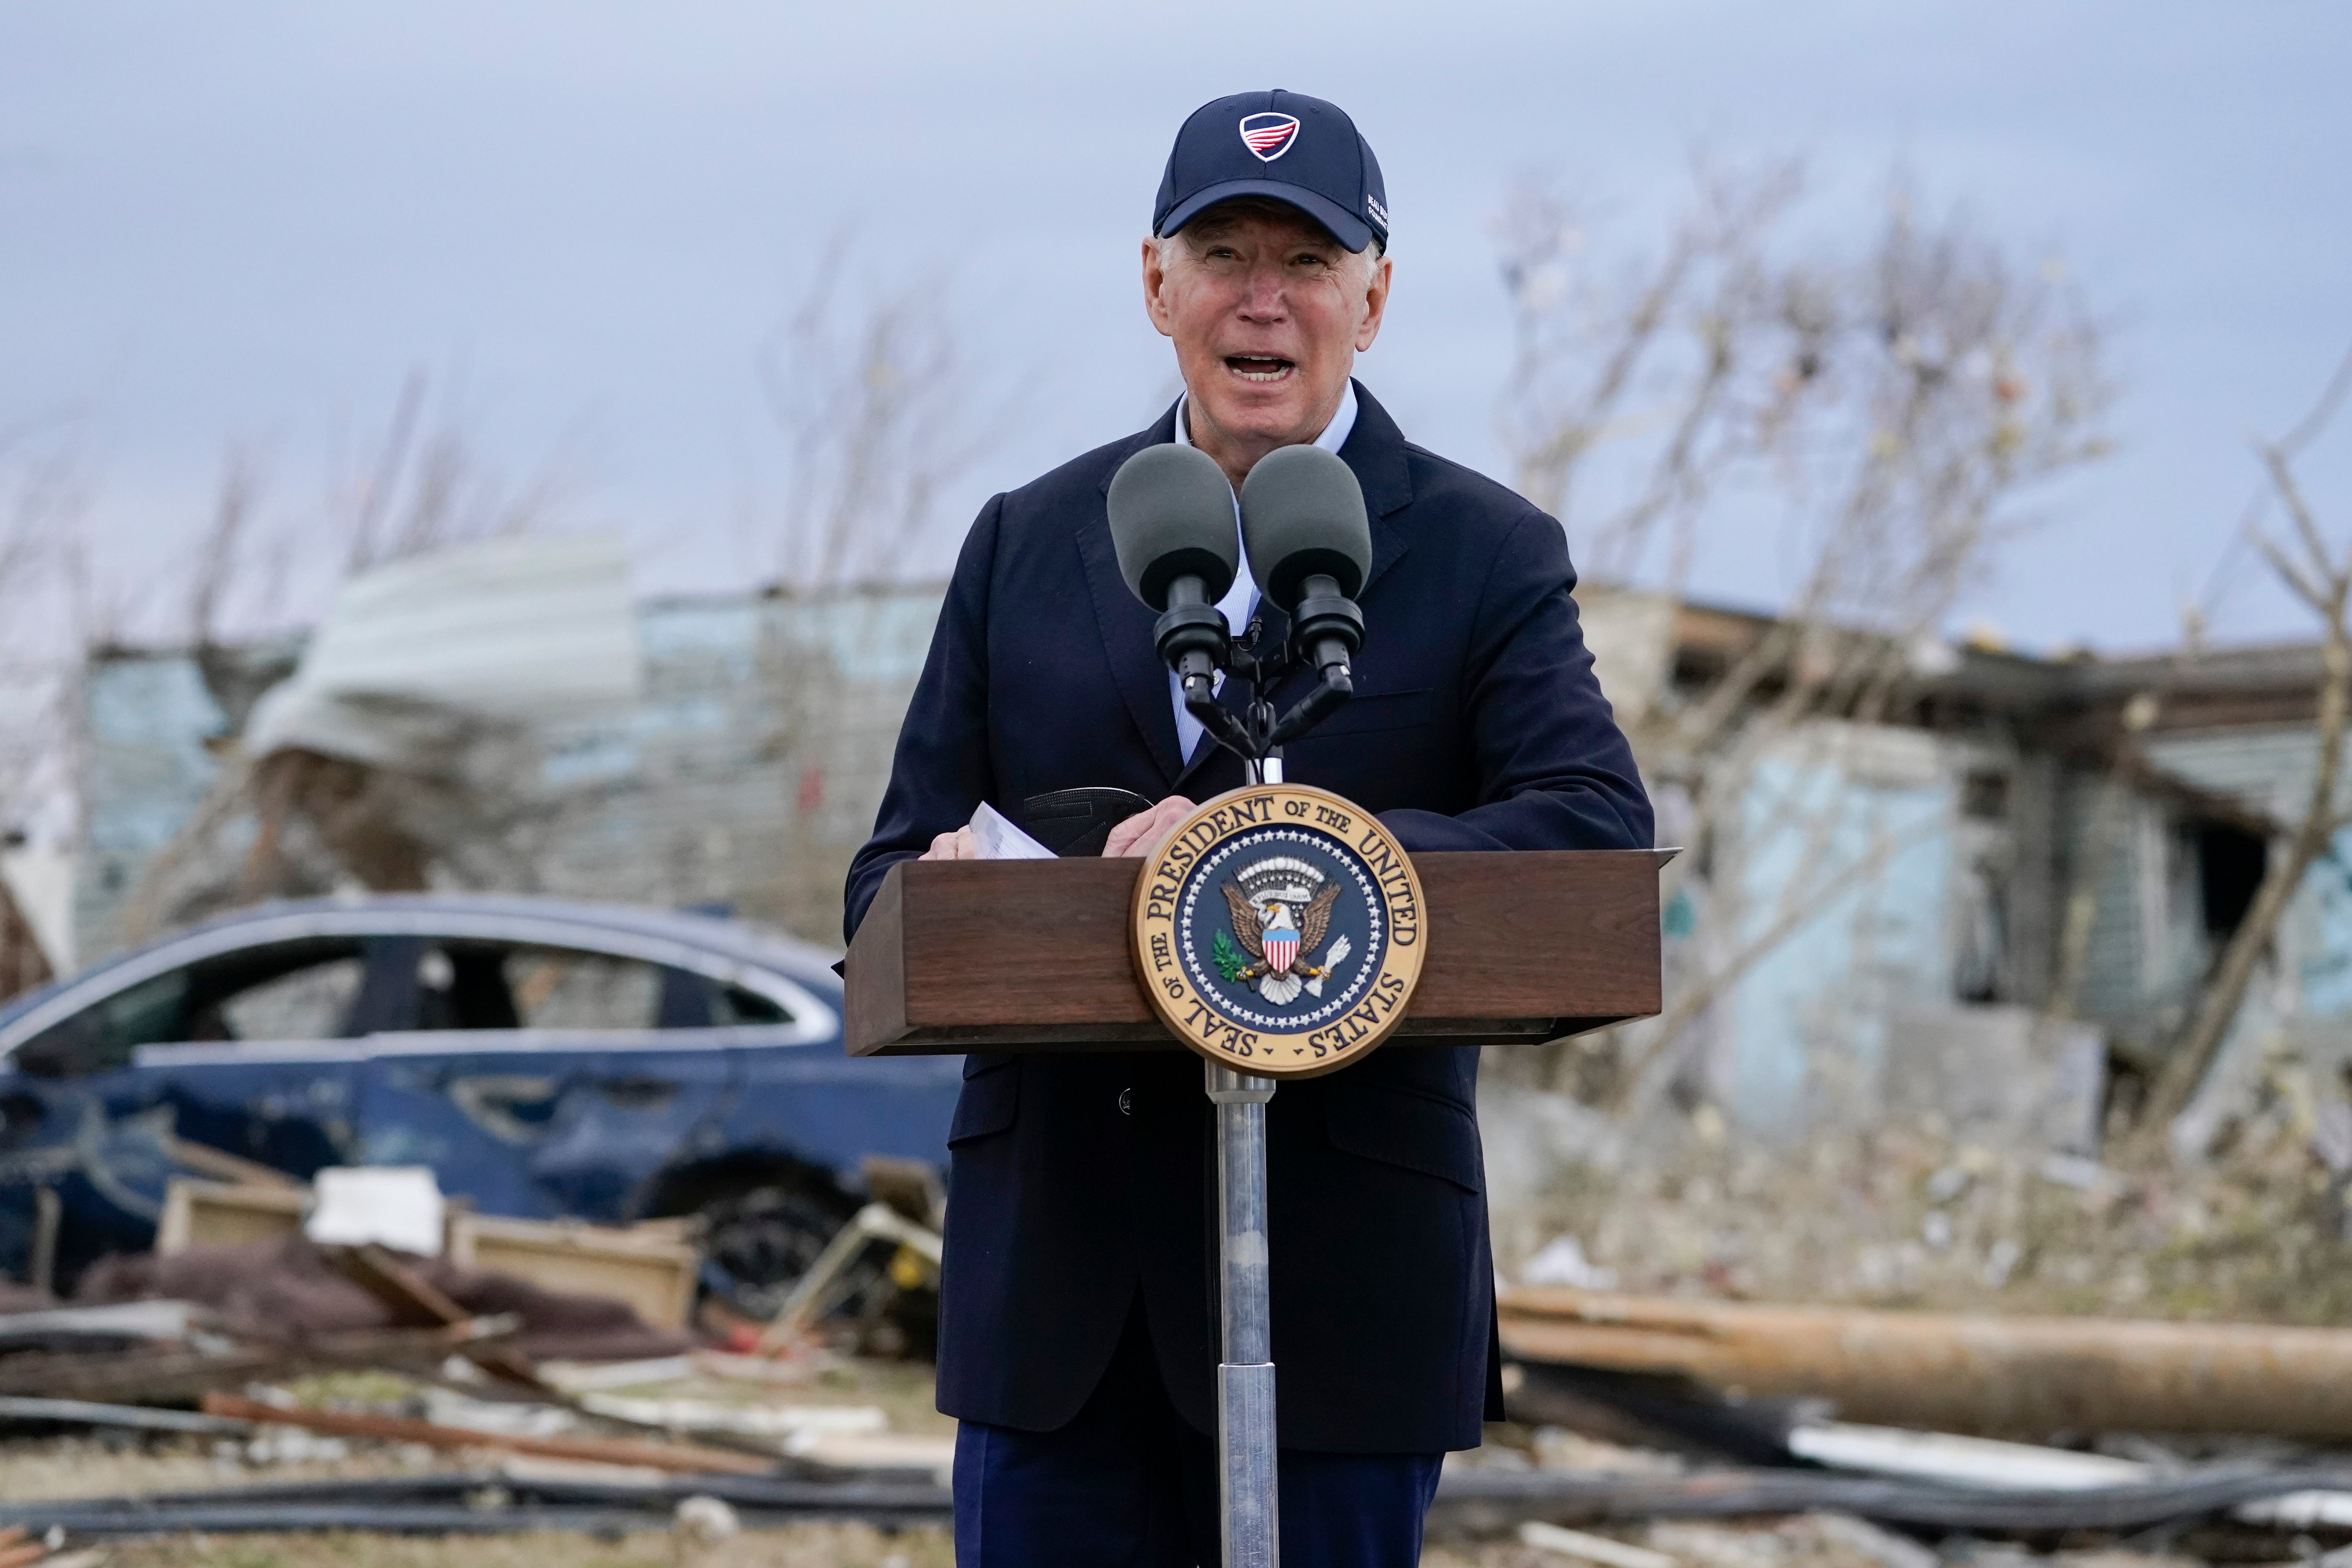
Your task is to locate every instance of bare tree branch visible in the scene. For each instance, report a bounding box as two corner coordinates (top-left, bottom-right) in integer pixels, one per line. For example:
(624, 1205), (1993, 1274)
(760, 236), (1020, 592)
(1494, 160), (2113, 1116)
(2137, 350), (2352, 1150)
(187, 446), (264, 650)
(336, 372), (559, 576)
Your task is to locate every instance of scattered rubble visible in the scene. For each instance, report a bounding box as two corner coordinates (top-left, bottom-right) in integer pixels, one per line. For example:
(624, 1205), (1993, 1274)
(76, 1233), (692, 1365)
(0, 1193), (956, 1560)
(3, 1138), (2350, 1566)
(1490, 1084), (2352, 1327)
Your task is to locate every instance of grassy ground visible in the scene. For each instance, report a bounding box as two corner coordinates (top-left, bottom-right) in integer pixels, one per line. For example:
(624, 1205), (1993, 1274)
(80, 1519), (2202, 1568)
(0, 1433), (394, 1501)
(94, 1524), (955, 1568)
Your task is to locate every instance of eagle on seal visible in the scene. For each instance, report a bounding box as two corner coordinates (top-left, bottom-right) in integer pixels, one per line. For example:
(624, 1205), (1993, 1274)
(1219, 880), (1352, 1005)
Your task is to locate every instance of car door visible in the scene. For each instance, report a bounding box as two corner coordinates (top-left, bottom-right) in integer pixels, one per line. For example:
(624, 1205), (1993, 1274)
(0, 935), (376, 1283)
(718, 978), (962, 1185)
(344, 935), (771, 1224)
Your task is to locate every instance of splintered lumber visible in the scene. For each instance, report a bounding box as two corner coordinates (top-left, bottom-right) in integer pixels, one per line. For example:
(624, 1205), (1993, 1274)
(325, 1241), (547, 1389)
(201, 1392), (778, 1475)
(1499, 1287), (2352, 1439)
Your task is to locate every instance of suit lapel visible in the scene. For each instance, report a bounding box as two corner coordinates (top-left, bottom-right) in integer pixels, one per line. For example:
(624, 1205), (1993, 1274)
(1340, 381), (1416, 598)
(1082, 406), (1187, 789)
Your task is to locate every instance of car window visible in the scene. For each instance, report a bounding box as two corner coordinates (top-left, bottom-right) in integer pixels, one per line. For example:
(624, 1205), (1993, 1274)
(13, 937), (371, 1077)
(216, 958), (366, 1041)
(12, 933), (800, 1074)
(14, 969), (190, 1077)
(501, 947), (664, 1031)
(498, 945), (792, 1031)
(714, 984), (789, 1026)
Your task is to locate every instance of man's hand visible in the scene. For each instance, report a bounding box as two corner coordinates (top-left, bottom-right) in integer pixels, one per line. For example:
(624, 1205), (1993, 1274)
(1104, 795), (1196, 859)
(919, 826), (979, 861)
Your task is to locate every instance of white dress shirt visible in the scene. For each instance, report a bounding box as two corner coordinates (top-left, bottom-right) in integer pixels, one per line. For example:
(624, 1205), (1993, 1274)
(1168, 381), (1359, 762)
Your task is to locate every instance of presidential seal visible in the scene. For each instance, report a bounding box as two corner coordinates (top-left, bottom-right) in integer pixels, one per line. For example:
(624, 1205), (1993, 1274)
(1132, 783), (1426, 1078)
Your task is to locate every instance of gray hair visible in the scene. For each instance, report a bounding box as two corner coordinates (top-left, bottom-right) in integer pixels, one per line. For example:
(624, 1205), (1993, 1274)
(1156, 205), (1387, 284)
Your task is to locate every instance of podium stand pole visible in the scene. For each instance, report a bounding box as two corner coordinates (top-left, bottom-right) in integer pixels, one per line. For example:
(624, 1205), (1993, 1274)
(1209, 747), (1283, 1567)
(1209, 1060), (1278, 1568)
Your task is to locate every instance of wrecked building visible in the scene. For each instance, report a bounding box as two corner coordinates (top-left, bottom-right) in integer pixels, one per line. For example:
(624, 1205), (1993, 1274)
(71, 548), (944, 961)
(1567, 590), (2352, 1149)
(49, 559), (2352, 1166)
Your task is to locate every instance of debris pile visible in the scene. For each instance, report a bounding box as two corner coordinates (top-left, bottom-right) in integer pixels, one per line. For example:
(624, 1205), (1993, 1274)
(1454, 1076), (2352, 1565)
(0, 1164), (959, 1560)
(1493, 1085), (2352, 1325)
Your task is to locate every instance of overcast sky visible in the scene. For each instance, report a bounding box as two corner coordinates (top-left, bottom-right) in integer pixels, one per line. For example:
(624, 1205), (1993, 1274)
(3, 2), (2347, 652)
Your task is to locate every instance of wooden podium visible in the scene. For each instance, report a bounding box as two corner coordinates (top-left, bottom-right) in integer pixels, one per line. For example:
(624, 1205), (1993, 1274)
(844, 849), (1671, 1058)
(841, 843), (1668, 1568)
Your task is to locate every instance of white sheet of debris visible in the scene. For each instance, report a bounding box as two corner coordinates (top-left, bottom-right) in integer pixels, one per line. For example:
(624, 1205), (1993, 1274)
(244, 533), (642, 774)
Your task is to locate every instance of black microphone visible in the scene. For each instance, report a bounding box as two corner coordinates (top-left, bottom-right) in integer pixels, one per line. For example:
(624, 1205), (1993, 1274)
(1238, 445), (1371, 705)
(1106, 444), (1240, 707)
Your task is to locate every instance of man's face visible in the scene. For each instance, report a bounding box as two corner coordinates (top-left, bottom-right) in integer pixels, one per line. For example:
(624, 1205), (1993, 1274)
(1142, 204), (1390, 459)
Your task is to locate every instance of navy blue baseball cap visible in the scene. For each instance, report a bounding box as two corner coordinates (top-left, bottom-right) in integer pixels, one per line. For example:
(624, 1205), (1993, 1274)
(1153, 90), (1389, 253)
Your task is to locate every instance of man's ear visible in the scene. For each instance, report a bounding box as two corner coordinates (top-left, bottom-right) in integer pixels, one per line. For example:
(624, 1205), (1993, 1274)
(1141, 237), (1176, 340)
(1355, 253), (1393, 353)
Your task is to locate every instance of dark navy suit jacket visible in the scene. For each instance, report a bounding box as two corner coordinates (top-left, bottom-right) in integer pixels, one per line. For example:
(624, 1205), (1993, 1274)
(845, 384), (1650, 1453)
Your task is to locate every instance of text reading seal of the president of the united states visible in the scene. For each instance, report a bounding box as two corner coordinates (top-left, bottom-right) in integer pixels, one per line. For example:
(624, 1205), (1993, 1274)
(1133, 782), (1426, 1078)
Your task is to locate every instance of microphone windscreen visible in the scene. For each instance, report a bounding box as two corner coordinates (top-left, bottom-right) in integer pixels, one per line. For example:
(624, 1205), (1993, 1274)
(1238, 445), (1371, 609)
(1107, 445), (1240, 610)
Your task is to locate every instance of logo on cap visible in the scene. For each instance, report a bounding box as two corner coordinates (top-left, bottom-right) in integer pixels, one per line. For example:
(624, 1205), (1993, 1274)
(1237, 113), (1300, 162)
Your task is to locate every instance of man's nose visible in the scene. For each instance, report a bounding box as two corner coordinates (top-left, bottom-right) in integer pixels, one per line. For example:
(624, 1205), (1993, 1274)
(1235, 262), (1289, 320)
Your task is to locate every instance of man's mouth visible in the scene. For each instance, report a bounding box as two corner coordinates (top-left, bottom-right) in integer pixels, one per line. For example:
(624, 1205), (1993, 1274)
(1223, 355), (1296, 383)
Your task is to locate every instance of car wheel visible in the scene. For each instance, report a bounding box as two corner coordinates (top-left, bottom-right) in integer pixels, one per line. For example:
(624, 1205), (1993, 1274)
(698, 1183), (887, 1323)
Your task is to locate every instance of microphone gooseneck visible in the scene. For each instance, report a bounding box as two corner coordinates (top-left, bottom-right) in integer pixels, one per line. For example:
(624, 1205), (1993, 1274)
(1158, 572), (1226, 708)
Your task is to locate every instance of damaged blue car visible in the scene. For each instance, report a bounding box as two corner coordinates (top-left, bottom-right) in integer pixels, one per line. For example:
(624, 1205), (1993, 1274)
(0, 894), (959, 1312)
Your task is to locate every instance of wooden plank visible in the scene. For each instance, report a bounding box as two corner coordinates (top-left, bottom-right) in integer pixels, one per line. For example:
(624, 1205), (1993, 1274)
(846, 849), (1668, 1056)
(325, 1243), (547, 1390)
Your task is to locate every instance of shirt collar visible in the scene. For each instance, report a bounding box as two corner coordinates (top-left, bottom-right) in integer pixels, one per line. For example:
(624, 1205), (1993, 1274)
(1172, 379), (1359, 460)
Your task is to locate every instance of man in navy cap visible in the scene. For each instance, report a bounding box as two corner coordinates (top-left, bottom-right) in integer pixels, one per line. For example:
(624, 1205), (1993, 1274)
(848, 90), (1649, 1566)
